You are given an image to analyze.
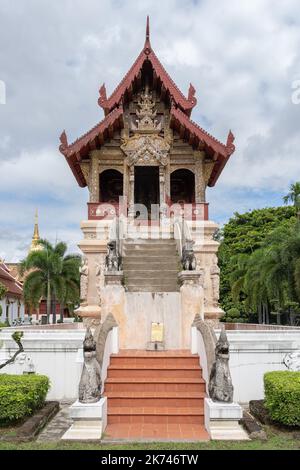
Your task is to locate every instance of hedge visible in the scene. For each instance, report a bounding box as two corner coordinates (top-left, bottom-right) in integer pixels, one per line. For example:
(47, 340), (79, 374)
(0, 374), (50, 425)
(264, 371), (300, 426)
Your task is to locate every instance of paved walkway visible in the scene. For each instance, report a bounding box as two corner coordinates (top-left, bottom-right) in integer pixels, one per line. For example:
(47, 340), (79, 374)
(37, 402), (73, 442)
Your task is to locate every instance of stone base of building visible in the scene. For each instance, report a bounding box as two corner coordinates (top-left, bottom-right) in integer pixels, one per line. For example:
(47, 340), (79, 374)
(76, 219), (224, 349)
(76, 289), (223, 350)
(61, 398), (107, 441)
(204, 398), (249, 440)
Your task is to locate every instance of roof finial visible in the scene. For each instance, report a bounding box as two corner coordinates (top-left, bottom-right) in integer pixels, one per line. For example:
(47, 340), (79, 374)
(144, 15), (151, 51)
(29, 209), (41, 253)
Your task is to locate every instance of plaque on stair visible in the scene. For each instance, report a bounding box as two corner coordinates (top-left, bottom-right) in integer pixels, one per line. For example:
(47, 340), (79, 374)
(147, 322), (165, 351)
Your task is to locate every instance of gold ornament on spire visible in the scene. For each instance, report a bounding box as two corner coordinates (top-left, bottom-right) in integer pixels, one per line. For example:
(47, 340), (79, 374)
(29, 209), (42, 253)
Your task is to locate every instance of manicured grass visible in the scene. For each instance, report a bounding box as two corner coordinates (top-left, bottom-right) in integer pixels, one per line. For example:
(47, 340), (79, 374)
(0, 427), (299, 450)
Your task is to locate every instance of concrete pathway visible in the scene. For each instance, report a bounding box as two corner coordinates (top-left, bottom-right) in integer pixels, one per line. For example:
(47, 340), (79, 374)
(37, 402), (73, 442)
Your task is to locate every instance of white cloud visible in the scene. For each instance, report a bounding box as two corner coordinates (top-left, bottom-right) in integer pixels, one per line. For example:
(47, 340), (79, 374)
(0, 147), (80, 198)
(0, 0), (300, 260)
(160, 40), (199, 67)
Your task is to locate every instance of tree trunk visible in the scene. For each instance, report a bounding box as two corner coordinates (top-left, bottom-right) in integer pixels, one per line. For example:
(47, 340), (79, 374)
(265, 303), (270, 324)
(46, 277), (51, 324)
(277, 311), (281, 325)
(258, 304), (262, 324)
(60, 302), (64, 323)
(52, 295), (57, 324)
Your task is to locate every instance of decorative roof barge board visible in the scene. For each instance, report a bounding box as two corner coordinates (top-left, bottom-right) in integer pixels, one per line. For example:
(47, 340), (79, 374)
(59, 17), (235, 189)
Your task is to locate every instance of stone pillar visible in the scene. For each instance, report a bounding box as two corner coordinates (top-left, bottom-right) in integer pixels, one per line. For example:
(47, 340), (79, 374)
(159, 165), (165, 205)
(123, 160), (129, 201)
(128, 166), (135, 218)
(100, 283), (126, 346)
(190, 220), (224, 323)
(178, 270), (205, 348)
(164, 112), (172, 204)
(194, 150), (206, 203)
(89, 151), (99, 203)
(165, 161), (171, 203)
(75, 230), (109, 327)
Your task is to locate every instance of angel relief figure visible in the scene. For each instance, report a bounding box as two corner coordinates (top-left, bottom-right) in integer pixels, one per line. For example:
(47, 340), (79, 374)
(79, 257), (88, 302)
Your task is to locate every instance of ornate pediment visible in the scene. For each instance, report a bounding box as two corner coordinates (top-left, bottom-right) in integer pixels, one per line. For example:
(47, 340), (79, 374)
(121, 134), (170, 166)
(121, 86), (170, 166)
(131, 87), (161, 134)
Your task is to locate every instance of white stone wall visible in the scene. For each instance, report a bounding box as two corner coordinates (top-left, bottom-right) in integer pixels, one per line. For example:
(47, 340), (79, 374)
(0, 328), (85, 400)
(226, 330), (300, 403)
(1, 327), (299, 403)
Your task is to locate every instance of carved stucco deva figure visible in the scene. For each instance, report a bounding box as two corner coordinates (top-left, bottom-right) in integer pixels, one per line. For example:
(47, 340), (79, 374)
(78, 327), (101, 403)
(95, 255), (105, 305)
(79, 257), (88, 301)
(208, 326), (234, 402)
(210, 254), (220, 306)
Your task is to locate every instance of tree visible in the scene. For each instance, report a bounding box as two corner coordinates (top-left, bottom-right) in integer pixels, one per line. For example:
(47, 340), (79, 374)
(0, 332), (24, 370)
(283, 182), (300, 220)
(219, 205), (298, 322)
(224, 219), (300, 324)
(20, 240), (81, 323)
(55, 254), (81, 323)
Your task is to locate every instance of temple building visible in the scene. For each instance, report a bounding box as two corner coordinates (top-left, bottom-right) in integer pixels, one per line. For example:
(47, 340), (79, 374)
(60, 18), (235, 348)
(0, 261), (24, 325)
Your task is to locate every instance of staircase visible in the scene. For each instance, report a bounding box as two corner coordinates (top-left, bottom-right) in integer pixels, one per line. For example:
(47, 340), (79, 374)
(103, 350), (209, 440)
(122, 239), (180, 292)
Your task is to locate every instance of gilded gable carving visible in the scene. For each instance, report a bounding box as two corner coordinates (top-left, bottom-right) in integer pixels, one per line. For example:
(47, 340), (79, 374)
(121, 87), (170, 166)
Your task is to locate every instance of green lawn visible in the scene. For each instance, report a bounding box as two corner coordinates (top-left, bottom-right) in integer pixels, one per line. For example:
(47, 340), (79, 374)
(0, 427), (299, 450)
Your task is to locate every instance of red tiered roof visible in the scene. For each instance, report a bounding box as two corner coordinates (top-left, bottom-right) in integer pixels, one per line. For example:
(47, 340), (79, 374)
(0, 262), (23, 298)
(60, 17), (235, 188)
(59, 107), (123, 187)
(170, 106), (235, 186)
(98, 17), (196, 117)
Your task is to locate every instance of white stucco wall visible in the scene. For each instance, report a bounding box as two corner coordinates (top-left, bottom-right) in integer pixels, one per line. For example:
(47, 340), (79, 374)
(0, 328), (85, 400)
(225, 330), (300, 403)
(1, 326), (299, 403)
(191, 327), (300, 404)
(0, 325), (119, 401)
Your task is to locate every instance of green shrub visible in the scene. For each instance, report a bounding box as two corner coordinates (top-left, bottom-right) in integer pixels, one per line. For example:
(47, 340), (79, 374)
(264, 371), (300, 426)
(0, 374), (50, 425)
(0, 322), (8, 329)
(226, 307), (240, 318)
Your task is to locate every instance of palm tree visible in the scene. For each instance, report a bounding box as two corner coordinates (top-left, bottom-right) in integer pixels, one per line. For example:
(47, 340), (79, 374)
(243, 249), (271, 323)
(229, 253), (250, 303)
(283, 182), (300, 220)
(20, 240), (80, 323)
(281, 221), (300, 301)
(56, 255), (81, 322)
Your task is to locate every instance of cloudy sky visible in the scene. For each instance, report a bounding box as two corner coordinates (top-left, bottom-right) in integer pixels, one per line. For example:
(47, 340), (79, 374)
(0, 0), (299, 261)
